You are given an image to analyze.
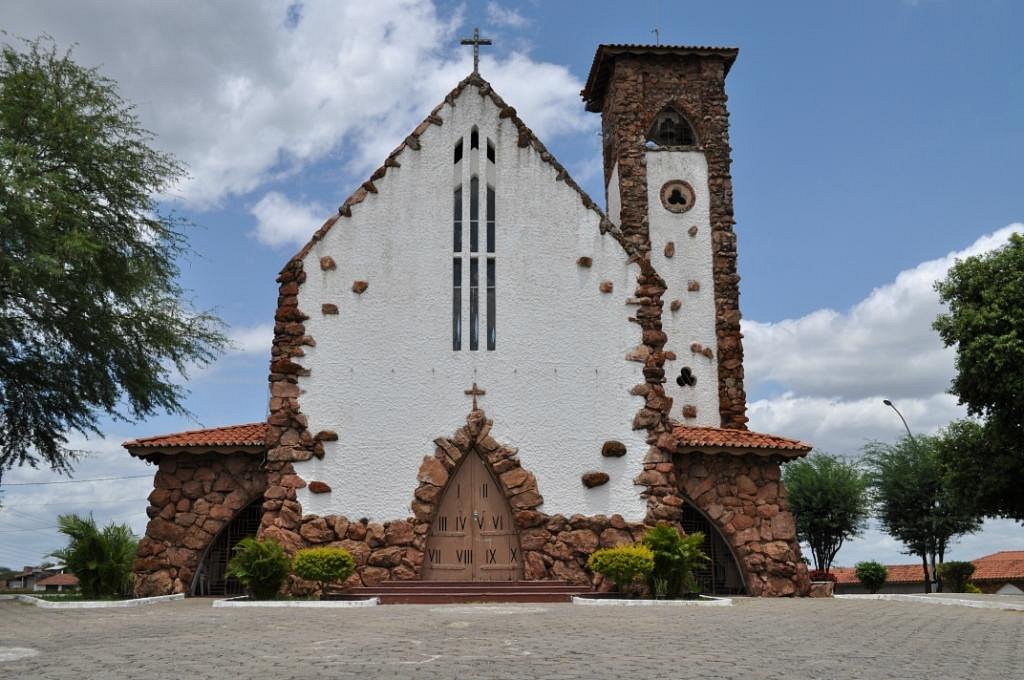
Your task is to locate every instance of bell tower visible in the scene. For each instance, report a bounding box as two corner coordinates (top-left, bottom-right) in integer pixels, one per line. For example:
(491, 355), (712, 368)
(582, 44), (747, 429)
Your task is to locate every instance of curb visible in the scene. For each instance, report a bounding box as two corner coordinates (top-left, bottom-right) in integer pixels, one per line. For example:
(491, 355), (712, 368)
(212, 596), (379, 608)
(835, 594), (1024, 611)
(10, 593), (185, 609)
(572, 595), (732, 607)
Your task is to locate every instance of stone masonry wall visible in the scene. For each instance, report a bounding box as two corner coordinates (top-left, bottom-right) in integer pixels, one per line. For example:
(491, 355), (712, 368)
(258, 409), (647, 595)
(600, 53), (747, 430)
(675, 452), (810, 596)
(134, 453), (266, 597)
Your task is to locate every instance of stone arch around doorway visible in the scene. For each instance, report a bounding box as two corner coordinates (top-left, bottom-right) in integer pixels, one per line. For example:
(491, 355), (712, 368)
(410, 408), (543, 531)
(190, 498), (263, 596)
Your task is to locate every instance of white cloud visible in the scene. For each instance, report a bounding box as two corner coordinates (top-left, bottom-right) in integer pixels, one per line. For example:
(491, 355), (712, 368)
(747, 392), (965, 455)
(0, 434), (153, 568)
(228, 323), (275, 355)
(743, 223), (1024, 566)
(0, 1), (591, 208)
(486, 2), (530, 28)
(745, 224), (1022, 403)
(250, 191), (327, 248)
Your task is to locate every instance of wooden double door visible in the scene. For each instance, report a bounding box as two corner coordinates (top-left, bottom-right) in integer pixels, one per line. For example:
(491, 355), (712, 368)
(421, 449), (522, 581)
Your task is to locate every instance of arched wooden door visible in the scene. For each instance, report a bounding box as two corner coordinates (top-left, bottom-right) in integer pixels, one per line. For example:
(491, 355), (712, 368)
(421, 449), (521, 581)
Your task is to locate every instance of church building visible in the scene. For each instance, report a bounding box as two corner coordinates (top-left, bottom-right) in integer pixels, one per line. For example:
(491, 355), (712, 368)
(125, 42), (813, 598)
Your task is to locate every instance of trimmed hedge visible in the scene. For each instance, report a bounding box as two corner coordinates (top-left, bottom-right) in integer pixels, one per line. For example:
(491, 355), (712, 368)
(587, 544), (655, 592)
(292, 547), (356, 596)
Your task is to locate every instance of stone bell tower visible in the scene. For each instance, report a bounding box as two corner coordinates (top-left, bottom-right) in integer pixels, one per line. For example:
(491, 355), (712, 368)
(582, 44), (747, 430)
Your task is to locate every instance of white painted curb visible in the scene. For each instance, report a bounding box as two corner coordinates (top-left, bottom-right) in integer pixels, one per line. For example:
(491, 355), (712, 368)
(835, 594), (1024, 611)
(572, 595), (732, 607)
(10, 593), (185, 609)
(212, 595), (379, 608)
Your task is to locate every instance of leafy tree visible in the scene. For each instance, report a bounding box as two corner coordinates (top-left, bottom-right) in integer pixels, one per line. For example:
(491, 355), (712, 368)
(783, 453), (871, 574)
(933, 233), (1024, 521)
(0, 36), (227, 475)
(48, 514), (138, 598)
(854, 561), (888, 594)
(937, 561), (975, 593)
(864, 436), (982, 593)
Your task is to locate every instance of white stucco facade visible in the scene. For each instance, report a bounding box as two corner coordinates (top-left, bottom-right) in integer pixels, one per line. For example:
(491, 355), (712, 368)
(645, 150), (720, 426)
(290, 84), (648, 521)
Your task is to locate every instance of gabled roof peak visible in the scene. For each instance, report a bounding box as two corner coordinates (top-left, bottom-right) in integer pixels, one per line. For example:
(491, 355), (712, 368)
(283, 73), (622, 271)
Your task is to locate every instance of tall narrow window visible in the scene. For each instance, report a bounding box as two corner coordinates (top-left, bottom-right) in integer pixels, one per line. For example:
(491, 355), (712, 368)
(454, 138), (463, 163)
(469, 176), (479, 253)
(486, 258), (495, 350)
(486, 185), (495, 253)
(453, 186), (462, 252)
(470, 127), (479, 149)
(452, 258), (462, 350)
(486, 139), (495, 163)
(469, 258), (479, 351)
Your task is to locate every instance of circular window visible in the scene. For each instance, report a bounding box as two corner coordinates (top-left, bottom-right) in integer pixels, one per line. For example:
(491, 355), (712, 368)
(660, 180), (695, 214)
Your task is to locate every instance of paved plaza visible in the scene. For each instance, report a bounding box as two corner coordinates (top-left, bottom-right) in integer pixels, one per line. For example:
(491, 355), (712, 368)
(1, 597), (1021, 679)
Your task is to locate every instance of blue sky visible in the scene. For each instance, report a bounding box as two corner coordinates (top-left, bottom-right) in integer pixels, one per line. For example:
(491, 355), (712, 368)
(1, 0), (1021, 570)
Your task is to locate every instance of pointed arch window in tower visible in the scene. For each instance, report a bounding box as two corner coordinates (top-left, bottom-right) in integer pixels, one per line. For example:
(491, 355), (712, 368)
(646, 107), (697, 147)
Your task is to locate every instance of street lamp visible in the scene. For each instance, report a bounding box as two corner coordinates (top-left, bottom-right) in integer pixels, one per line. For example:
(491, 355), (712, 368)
(882, 399), (914, 442)
(881, 398), (936, 592)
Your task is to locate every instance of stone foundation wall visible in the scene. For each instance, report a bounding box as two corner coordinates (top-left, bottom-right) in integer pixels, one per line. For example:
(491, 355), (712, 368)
(133, 453), (267, 597)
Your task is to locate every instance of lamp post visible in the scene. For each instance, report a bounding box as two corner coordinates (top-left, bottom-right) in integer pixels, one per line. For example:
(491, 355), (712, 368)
(882, 399), (914, 442)
(881, 399), (936, 593)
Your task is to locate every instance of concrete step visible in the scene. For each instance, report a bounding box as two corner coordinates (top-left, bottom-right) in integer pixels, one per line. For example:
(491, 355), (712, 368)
(326, 579), (593, 604)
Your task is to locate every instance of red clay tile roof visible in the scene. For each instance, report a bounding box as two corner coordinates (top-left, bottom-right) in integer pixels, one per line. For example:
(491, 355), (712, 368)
(832, 565), (928, 585)
(123, 423), (268, 450)
(971, 556), (1024, 582)
(975, 550), (1024, 562)
(672, 426), (812, 455)
(833, 555), (1024, 585)
(36, 573), (79, 587)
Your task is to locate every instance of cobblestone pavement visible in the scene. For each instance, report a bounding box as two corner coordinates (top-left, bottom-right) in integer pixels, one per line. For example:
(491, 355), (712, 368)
(0, 597), (1021, 679)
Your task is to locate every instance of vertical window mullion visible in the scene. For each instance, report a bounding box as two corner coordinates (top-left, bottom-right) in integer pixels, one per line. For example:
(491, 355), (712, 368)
(469, 258), (479, 351)
(486, 258), (495, 351)
(452, 258), (462, 350)
(486, 186), (495, 254)
(470, 176), (479, 253)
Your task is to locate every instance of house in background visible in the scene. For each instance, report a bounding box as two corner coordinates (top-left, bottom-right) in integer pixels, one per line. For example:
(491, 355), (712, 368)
(34, 572), (79, 593)
(4, 565), (51, 590)
(3, 564), (77, 592)
(833, 551), (1024, 595)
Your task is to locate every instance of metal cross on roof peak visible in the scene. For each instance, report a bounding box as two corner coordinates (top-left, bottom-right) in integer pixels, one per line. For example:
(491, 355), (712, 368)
(460, 27), (492, 74)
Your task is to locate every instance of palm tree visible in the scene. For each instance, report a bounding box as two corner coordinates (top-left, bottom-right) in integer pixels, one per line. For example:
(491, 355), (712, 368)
(49, 514), (138, 598)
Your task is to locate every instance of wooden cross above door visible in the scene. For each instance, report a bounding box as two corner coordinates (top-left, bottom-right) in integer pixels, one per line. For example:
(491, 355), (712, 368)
(464, 382), (486, 410)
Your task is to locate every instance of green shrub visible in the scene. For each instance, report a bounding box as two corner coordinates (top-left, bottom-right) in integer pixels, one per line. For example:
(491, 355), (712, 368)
(292, 547), (356, 596)
(49, 514), (137, 599)
(226, 538), (292, 600)
(642, 525), (709, 598)
(964, 582), (982, 594)
(854, 561), (888, 594)
(587, 545), (655, 592)
(938, 561), (976, 593)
